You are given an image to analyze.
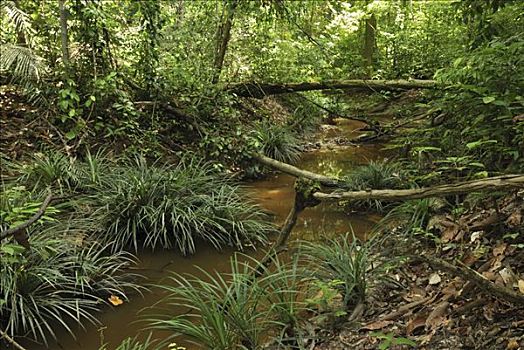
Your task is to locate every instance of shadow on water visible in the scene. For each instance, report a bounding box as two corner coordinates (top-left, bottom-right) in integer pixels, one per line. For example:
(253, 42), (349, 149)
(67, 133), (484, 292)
(32, 118), (386, 350)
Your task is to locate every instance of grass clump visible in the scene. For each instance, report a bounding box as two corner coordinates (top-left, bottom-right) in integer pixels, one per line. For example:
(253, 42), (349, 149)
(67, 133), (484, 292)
(151, 254), (307, 350)
(92, 157), (273, 254)
(343, 161), (405, 211)
(253, 120), (302, 164)
(300, 234), (369, 309)
(377, 198), (447, 235)
(0, 187), (141, 345)
(0, 230), (140, 345)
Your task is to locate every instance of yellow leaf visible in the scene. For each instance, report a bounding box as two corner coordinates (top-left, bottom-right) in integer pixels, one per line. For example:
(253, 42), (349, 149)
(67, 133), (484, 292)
(518, 280), (524, 294)
(108, 295), (123, 306)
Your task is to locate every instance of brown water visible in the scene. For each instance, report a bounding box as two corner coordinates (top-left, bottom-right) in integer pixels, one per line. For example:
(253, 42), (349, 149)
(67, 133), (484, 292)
(29, 119), (384, 350)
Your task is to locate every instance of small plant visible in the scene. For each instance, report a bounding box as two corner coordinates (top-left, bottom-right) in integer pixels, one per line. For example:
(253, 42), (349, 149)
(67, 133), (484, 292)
(91, 156), (273, 253)
(252, 120), (302, 164)
(151, 256), (270, 350)
(370, 332), (417, 350)
(99, 334), (155, 350)
(300, 234), (369, 309)
(343, 161), (405, 211)
(11, 151), (82, 193)
(151, 254), (308, 349)
(378, 198), (447, 235)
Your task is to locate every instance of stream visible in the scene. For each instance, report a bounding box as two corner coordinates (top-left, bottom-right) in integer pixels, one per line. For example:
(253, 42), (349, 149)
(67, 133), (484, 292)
(32, 119), (385, 350)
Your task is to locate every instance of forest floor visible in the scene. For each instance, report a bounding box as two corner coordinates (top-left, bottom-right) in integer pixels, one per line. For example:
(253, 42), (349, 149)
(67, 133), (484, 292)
(295, 93), (524, 350)
(312, 194), (524, 350)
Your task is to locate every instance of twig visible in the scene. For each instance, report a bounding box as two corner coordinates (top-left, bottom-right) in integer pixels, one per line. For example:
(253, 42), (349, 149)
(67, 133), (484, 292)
(377, 295), (433, 321)
(412, 256), (524, 305)
(0, 192), (52, 241)
(0, 329), (28, 350)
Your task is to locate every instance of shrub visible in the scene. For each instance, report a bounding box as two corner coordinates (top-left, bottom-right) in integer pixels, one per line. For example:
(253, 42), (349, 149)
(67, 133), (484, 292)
(92, 156), (273, 254)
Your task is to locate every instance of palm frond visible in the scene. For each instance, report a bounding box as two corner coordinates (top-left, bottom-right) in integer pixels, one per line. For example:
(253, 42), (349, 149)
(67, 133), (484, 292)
(0, 44), (46, 83)
(0, 1), (34, 39)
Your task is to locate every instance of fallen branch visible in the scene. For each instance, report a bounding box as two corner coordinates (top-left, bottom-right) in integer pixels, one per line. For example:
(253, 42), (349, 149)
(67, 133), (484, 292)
(313, 175), (524, 202)
(254, 154), (342, 187)
(253, 179), (320, 278)
(228, 79), (437, 98)
(373, 295), (433, 322)
(412, 256), (524, 305)
(0, 329), (28, 350)
(0, 192), (53, 248)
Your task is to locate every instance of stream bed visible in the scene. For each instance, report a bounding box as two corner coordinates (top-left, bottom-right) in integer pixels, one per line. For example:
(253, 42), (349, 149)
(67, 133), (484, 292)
(35, 119), (385, 350)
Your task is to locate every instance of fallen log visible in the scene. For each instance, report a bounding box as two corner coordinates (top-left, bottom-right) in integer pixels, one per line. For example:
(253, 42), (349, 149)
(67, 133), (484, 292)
(313, 175), (524, 202)
(229, 79), (437, 98)
(253, 154), (342, 187)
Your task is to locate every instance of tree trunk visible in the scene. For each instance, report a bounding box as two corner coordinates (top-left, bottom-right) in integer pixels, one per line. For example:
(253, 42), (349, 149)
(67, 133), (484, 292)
(228, 79), (437, 98)
(363, 13), (377, 78)
(59, 0), (70, 72)
(212, 0), (237, 84)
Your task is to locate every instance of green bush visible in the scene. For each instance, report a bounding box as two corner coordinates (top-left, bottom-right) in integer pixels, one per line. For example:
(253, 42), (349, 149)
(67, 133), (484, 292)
(92, 157), (273, 254)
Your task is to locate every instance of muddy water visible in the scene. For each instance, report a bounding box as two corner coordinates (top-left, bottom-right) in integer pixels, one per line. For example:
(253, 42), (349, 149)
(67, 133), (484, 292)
(35, 119), (384, 350)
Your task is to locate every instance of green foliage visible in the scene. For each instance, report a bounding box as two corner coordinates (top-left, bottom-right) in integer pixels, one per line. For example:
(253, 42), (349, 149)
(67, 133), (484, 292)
(370, 331), (417, 350)
(252, 120), (301, 164)
(91, 156), (273, 254)
(151, 254), (307, 350)
(300, 234), (369, 308)
(10, 151), (83, 193)
(378, 198), (447, 236)
(427, 33), (523, 171)
(99, 335), (155, 350)
(0, 189), (140, 345)
(343, 161), (405, 211)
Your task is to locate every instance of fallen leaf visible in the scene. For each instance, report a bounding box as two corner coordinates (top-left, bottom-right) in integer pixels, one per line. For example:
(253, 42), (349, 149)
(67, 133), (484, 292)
(493, 243), (507, 257)
(441, 225), (459, 243)
(519, 280), (524, 294)
(506, 338), (520, 350)
(425, 301), (449, 330)
(429, 273), (441, 285)
(505, 211), (522, 228)
(482, 271), (497, 281)
(470, 231), (482, 243)
(406, 315), (427, 335)
(362, 320), (393, 330)
(499, 267), (515, 286)
(108, 295), (124, 306)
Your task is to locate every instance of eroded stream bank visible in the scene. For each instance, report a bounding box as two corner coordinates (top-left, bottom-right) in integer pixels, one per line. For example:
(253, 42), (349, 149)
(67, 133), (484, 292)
(36, 119), (385, 350)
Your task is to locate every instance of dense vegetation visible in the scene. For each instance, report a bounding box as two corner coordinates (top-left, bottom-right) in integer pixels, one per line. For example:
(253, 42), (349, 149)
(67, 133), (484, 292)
(1, 0), (523, 349)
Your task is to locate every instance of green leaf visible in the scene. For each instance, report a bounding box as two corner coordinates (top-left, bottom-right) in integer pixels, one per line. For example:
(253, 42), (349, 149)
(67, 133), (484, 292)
(394, 337), (417, 347)
(65, 130), (77, 140)
(482, 96), (496, 104)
